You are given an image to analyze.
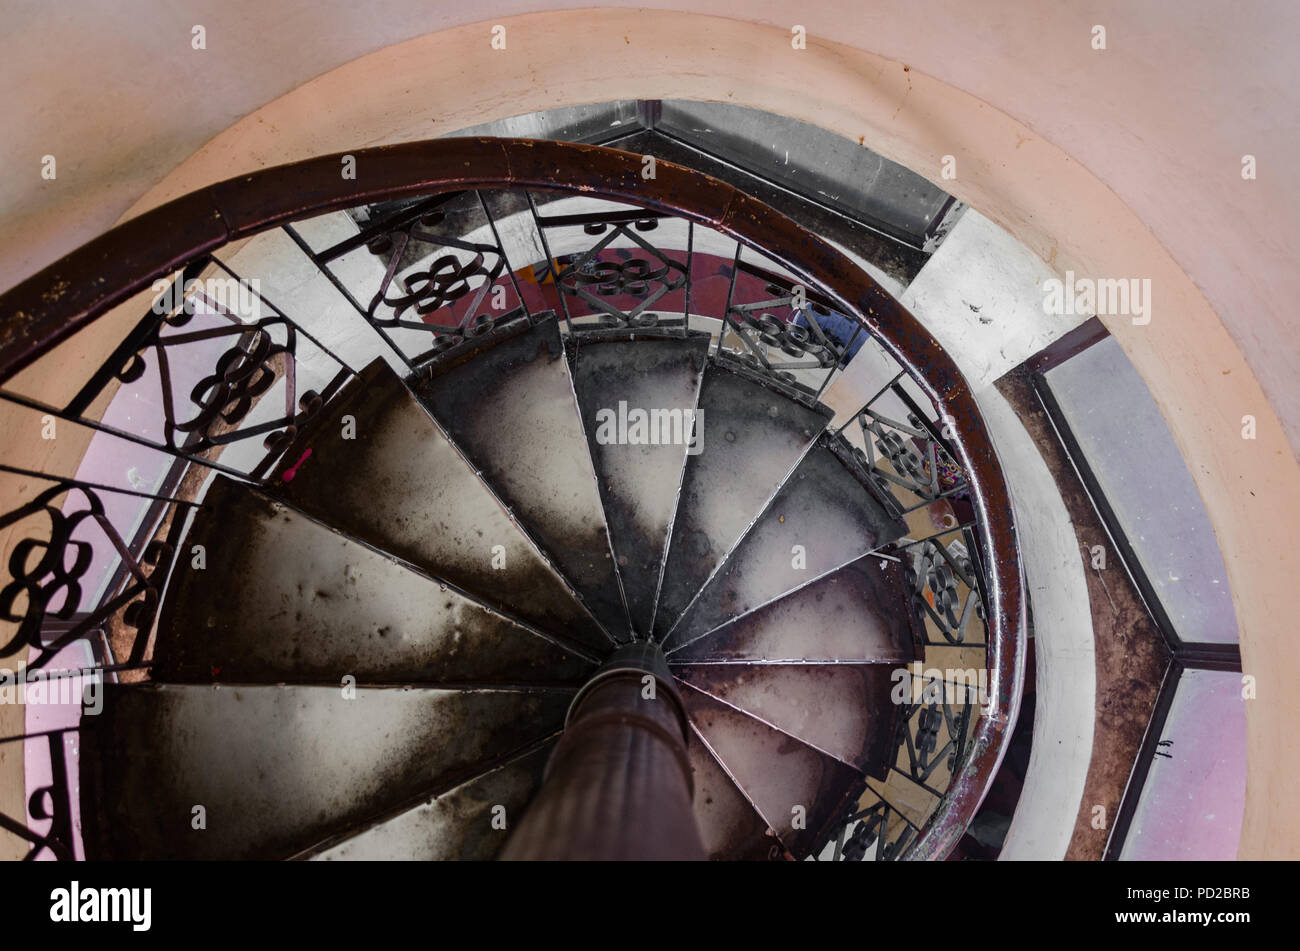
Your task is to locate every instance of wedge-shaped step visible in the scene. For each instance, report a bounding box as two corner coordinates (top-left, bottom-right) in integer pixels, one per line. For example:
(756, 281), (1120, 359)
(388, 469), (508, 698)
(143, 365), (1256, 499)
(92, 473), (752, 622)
(569, 335), (709, 637)
(653, 365), (831, 639)
(414, 318), (630, 639)
(679, 682), (861, 857)
(269, 358), (610, 654)
(670, 556), (914, 664)
(80, 683), (571, 860)
(313, 742), (553, 860)
(153, 477), (594, 685)
(687, 730), (775, 861)
(676, 664), (896, 772)
(663, 436), (907, 651)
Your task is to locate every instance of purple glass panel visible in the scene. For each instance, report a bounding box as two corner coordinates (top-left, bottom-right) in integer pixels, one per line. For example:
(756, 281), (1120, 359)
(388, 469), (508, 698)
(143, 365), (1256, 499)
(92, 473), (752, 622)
(1120, 668), (1246, 860)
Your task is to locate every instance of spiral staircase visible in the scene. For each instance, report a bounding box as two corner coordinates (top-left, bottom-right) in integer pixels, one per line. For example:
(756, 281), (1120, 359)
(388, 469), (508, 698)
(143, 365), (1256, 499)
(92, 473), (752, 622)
(0, 137), (1022, 862)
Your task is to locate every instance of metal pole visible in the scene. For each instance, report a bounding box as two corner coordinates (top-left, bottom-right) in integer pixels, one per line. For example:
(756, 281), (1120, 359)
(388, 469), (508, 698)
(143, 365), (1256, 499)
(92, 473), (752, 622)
(501, 642), (706, 860)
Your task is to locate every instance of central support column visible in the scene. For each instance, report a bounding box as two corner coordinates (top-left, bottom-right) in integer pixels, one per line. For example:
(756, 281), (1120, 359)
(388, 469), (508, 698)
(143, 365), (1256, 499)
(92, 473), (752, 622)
(501, 641), (706, 860)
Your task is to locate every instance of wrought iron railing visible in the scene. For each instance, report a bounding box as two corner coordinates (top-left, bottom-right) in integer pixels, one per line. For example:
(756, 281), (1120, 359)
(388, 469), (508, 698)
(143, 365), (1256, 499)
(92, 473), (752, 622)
(801, 371), (996, 861)
(0, 138), (1023, 861)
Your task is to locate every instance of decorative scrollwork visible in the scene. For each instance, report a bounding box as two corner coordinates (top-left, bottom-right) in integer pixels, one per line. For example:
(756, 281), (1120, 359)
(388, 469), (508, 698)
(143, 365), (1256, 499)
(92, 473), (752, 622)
(874, 425), (929, 488)
(905, 538), (986, 646)
(916, 705), (943, 756)
(176, 329), (285, 442)
(43, 259), (348, 482)
(720, 258), (857, 393)
(845, 397), (968, 515)
(354, 200), (523, 361)
(550, 215), (688, 328)
(567, 257), (670, 298)
(0, 484), (171, 670)
(148, 318), (318, 476)
(736, 311), (838, 366)
(0, 496), (95, 657)
(382, 251), (494, 320)
(0, 730), (76, 860)
(894, 687), (972, 790)
(827, 797), (917, 862)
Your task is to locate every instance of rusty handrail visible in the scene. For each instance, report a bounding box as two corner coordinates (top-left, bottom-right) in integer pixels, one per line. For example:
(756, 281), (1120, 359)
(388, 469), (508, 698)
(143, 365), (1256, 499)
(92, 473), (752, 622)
(0, 137), (1025, 859)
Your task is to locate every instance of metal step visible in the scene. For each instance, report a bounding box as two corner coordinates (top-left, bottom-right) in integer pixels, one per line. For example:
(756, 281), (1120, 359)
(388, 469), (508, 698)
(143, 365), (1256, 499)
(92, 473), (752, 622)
(82, 333), (923, 861)
(662, 436), (908, 652)
(686, 727), (778, 860)
(80, 683), (572, 860)
(268, 357), (611, 654)
(652, 363), (831, 639)
(678, 681), (862, 858)
(413, 318), (631, 640)
(568, 334), (710, 637)
(311, 742), (553, 860)
(669, 555), (914, 664)
(152, 477), (595, 684)
(675, 664), (897, 772)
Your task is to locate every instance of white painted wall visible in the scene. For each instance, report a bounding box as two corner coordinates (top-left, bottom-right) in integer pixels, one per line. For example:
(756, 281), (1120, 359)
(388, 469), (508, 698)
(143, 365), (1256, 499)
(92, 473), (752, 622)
(899, 213), (1086, 389)
(982, 388), (1096, 860)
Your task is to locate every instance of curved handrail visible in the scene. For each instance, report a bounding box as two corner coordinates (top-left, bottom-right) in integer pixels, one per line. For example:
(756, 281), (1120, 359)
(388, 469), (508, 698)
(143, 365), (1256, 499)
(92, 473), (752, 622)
(0, 137), (1025, 859)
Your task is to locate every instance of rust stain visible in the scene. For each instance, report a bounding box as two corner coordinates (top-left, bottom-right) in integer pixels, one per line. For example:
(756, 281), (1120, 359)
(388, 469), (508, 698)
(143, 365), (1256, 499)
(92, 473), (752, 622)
(40, 278), (71, 303)
(892, 65), (913, 120)
(996, 367), (1166, 860)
